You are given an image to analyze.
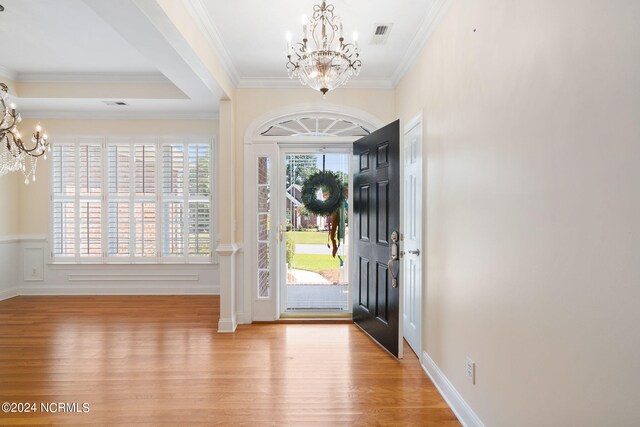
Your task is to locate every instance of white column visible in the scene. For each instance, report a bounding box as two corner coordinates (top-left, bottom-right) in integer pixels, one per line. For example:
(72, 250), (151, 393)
(216, 99), (238, 332)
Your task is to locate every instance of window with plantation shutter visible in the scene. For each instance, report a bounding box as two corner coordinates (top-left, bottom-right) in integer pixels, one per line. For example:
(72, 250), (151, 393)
(52, 140), (102, 261)
(51, 136), (214, 264)
(160, 141), (212, 260)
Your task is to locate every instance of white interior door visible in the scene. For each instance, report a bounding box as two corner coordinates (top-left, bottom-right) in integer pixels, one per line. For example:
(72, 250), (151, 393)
(402, 119), (422, 357)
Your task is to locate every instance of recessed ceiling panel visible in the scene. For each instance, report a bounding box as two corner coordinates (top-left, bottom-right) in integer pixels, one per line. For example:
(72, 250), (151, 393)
(0, 0), (158, 74)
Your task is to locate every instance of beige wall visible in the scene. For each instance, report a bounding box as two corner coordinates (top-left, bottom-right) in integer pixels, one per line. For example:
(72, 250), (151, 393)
(396, 0), (640, 425)
(18, 119), (218, 235)
(0, 172), (19, 237)
(233, 87), (396, 241)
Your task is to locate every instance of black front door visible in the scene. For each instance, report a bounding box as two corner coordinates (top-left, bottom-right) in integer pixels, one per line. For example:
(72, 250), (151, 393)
(352, 120), (402, 357)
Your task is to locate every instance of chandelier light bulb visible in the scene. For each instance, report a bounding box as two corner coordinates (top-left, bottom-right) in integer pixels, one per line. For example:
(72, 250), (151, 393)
(36, 124), (42, 133)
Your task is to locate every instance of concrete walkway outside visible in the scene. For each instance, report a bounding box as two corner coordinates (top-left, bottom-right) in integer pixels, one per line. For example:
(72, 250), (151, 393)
(288, 268), (329, 284)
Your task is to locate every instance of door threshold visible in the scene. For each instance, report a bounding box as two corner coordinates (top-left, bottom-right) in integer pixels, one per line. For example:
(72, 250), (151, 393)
(253, 313), (353, 324)
(281, 313), (352, 319)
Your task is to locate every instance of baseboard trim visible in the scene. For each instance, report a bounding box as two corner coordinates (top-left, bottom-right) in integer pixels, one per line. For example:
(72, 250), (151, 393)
(421, 351), (485, 427)
(18, 285), (219, 296)
(0, 287), (19, 301)
(217, 315), (238, 333)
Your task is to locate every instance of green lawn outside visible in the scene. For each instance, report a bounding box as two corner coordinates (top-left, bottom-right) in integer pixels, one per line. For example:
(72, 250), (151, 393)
(289, 254), (345, 272)
(287, 231), (329, 245)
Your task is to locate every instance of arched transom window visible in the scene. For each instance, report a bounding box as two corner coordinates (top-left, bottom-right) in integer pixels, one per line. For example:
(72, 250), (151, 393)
(259, 115), (372, 137)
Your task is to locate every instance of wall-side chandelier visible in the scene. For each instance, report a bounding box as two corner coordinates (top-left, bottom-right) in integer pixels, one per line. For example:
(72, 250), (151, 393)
(0, 83), (50, 184)
(286, 1), (361, 96)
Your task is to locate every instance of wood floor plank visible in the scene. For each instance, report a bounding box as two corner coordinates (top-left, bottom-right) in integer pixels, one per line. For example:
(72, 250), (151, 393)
(0, 296), (459, 426)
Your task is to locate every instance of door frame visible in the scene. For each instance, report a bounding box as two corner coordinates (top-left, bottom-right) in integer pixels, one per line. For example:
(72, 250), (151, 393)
(278, 144), (354, 316)
(242, 105), (384, 323)
(401, 112), (424, 359)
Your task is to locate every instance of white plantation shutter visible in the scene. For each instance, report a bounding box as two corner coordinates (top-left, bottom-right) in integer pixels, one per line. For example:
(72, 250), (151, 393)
(107, 201), (130, 256)
(107, 144), (131, 257)
(188, 202), (211, 256)
(135, 144), (156, 195)
(79, 144), (102, 196)
(52, 137), (213, 263)
(107, 145), (130, 195)
(162, 144), (184, 195)
(79, 201), (102, 256)
(161, 143), (185, 257)
(187, 144), (211, 258)
(52, 144), (76, 258)
(52, 144), (75, 196)
(162, 201), (184, 256)
(52, 140), (102, 261)
(161, 141), (212, 261)
(134, 201), (156, 257)
(52, 201), (75, 257)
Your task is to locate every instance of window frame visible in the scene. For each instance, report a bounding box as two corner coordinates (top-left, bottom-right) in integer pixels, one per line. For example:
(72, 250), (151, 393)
(49, 135), (216, 265)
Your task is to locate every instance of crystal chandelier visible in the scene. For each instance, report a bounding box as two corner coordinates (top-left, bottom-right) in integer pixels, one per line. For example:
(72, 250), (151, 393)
(0, 83), (50, 184)
(286, 1), (362, 96)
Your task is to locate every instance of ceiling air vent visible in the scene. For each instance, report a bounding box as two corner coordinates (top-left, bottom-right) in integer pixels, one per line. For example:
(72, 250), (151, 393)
(102, 101), (128, 106)
(371, 23), (393, 44)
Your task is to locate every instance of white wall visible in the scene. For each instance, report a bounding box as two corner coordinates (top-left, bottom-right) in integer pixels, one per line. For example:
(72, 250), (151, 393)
(396, 0), (640, 425)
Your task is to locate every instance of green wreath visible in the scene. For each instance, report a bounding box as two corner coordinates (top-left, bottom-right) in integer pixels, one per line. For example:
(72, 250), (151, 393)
(301, 171), (346, 216)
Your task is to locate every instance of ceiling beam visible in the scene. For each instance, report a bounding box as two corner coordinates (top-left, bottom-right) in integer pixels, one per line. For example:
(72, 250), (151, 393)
(82, 0), (224, 104)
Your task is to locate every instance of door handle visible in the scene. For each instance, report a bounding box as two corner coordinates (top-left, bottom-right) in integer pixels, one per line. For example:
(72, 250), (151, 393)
(408, 249), (421, 256)
(279, 224), (283, 242)
(388, 231), (400, 288)
(388, 259), (399, 288)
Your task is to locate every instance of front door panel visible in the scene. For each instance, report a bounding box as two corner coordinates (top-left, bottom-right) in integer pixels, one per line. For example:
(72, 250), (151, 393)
(352, 120), (401, 357)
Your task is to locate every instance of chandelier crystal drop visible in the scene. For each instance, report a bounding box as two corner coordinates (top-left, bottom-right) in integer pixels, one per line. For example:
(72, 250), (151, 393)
(0, 83), (50, 184)
(286, 1), (362, 96)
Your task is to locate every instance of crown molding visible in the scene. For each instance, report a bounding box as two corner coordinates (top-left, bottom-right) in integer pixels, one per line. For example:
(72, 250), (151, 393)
(184, 0), (240, 87)
(19, 110), (219, 120)
(391, 0), (454, 86)
(15, 72), (170, 84)
(237, 77), (394, 90)
(0, 65), (17, 80)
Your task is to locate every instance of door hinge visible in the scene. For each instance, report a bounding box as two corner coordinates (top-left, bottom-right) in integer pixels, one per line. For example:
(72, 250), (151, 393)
(400, 233), (404, 241)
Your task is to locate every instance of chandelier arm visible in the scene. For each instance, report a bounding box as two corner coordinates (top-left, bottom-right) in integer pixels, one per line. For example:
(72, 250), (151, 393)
(0, 100), (17, 133)
(12, 134), (48, 156)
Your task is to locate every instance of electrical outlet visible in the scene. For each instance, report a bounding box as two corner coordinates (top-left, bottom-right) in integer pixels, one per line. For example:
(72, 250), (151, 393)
(32, 268), (37, 277)
(465, 357), (475, 384)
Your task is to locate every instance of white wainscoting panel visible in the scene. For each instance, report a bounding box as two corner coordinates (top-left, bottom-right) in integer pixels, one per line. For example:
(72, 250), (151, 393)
(0, 237), (19, 300)
(14, 237), (220, 295)
(23, 247), (44, 282)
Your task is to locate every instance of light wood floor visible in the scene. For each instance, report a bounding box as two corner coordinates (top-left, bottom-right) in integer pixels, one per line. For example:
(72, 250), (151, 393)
(0, 296), (459, 426)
